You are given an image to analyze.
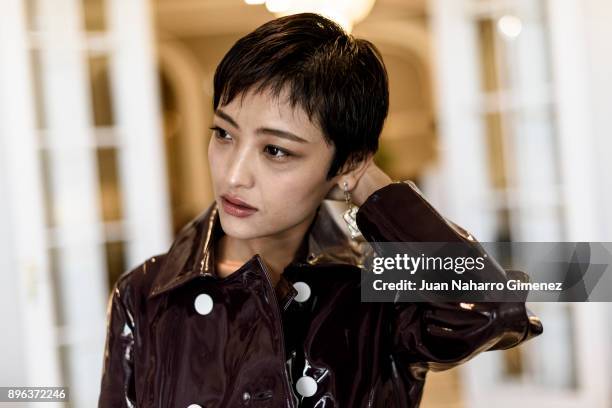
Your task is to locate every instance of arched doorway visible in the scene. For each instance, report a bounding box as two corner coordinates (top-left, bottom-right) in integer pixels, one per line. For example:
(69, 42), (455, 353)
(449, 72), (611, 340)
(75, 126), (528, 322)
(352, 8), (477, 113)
(158, 40), (214, 235)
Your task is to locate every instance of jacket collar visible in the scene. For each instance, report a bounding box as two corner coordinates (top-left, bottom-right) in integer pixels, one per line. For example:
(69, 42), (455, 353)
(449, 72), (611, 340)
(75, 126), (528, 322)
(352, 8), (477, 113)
(148, 201), (366, 300)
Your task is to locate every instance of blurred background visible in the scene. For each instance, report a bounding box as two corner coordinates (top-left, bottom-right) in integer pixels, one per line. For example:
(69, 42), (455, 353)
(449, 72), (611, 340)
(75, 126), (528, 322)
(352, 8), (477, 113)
(1, 0), (611, 406)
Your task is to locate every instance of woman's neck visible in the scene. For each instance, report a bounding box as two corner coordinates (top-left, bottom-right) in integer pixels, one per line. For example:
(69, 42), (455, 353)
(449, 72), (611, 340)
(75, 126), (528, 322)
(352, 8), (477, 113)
(215, 211), (316, 286)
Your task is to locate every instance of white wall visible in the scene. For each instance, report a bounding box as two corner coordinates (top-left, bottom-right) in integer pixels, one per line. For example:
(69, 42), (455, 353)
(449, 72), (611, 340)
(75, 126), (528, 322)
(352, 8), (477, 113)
(582, 0), (612, 241)
(0, 155), (28, 388)
(581, 2), (612, 403)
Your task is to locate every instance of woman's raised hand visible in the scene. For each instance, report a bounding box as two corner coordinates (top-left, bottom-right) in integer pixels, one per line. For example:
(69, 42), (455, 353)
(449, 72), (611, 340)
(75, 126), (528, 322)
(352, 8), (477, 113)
(325, 159), (392, 207)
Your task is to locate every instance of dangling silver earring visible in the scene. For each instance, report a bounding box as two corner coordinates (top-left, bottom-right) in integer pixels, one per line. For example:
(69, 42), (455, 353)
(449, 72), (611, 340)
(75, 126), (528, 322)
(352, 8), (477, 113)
(342, 181), (362, 239)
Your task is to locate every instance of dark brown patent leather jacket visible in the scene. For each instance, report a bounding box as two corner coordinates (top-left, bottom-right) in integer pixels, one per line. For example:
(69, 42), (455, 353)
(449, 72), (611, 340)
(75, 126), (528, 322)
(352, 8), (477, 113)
(98, 181), (543, 407)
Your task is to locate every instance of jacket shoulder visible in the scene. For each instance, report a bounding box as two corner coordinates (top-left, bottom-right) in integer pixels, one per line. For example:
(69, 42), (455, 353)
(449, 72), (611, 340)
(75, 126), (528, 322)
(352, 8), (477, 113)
(111, 205), (213, 305)
(111, 254), (168, 312)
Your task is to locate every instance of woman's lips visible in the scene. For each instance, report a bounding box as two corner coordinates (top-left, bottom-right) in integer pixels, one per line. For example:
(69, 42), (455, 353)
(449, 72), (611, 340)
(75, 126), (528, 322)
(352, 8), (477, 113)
(220, 195), (258, 218)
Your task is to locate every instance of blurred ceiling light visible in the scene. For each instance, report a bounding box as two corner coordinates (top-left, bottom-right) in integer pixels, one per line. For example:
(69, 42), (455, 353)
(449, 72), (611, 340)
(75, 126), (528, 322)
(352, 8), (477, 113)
(245, 0), (376, 33)
(497, 15), (523, 39)
(245, 0), (266, 4)
(265, 0), (291, 13)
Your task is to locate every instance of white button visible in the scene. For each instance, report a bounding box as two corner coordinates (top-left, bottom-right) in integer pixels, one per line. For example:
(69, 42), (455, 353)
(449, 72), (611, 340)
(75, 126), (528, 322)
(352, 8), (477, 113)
(293, 282), (311, 303)
(194, 293), (213, 315)
(187, 404), (202, 408)
(296, 375), (317, 397)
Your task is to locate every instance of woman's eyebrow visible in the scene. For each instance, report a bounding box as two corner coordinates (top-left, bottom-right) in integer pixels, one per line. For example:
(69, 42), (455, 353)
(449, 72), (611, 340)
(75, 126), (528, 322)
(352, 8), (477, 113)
(215, 109), (309, 144)
(215, 109), (240, 128)
(256, 128), (309, 144)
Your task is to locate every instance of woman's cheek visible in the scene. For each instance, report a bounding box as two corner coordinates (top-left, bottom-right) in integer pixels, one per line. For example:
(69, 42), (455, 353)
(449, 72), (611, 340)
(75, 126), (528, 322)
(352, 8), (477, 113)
(289, 179), (328, 212)
(207, 143), (220, 178)
(209, 144), (229, 184)
(262, 173), (311, 209)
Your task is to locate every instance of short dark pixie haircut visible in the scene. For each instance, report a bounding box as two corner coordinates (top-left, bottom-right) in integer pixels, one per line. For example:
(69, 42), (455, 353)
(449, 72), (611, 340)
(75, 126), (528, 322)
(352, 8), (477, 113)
(213, 13), (389, 179)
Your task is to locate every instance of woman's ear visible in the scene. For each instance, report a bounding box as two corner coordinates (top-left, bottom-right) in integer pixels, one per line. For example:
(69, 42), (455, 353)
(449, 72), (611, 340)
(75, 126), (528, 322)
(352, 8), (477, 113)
(336, 154), (374, 191)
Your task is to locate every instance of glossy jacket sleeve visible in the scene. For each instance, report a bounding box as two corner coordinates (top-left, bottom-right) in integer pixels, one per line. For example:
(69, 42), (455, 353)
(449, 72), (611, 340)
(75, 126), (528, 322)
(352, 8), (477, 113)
(98, 276), (137, 407)
(355, 181), (544, 371)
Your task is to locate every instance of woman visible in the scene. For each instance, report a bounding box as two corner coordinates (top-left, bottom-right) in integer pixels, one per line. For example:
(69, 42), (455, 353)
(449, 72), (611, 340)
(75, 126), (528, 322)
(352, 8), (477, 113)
(98, 13), (543, 407)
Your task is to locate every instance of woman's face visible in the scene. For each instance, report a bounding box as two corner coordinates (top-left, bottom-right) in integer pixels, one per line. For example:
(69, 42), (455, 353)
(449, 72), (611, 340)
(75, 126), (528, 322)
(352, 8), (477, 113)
(208, 87), (339, 240)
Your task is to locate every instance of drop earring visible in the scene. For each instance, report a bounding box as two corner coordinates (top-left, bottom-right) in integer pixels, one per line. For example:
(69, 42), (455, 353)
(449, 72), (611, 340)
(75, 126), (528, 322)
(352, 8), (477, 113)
(342, 181), (362, 239)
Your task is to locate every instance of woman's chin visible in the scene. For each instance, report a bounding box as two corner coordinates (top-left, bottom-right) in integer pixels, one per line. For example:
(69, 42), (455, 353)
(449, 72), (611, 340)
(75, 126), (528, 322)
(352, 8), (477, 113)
(219, 216), (265, 240)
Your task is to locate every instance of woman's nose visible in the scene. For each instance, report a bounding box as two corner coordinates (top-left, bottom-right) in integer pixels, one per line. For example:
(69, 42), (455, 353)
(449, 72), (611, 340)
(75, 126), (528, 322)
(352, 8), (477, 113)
(226, 148), (255, 189)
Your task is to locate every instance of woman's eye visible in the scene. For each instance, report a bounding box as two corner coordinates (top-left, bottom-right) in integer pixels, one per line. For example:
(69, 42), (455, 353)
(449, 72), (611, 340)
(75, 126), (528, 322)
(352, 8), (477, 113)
(264, 145), (291, 159)
(209, 127), (291, 159)
(210, 126), (232, 141)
